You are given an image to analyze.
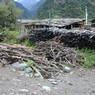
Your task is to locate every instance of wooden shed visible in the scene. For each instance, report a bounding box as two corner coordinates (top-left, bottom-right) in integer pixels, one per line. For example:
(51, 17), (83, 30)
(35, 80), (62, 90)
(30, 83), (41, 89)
(18, 18), (85, 33)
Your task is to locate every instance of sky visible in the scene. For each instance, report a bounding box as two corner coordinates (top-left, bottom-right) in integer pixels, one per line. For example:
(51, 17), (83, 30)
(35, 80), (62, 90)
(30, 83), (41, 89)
(14, 0), (40, 2)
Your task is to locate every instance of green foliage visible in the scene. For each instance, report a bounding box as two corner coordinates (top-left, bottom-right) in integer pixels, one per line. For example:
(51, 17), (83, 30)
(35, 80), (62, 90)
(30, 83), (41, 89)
(24, 61), (34, 67)
(0, 0), (21, 31)
(2, 30), (20, 44)
(22, 40), (36, 47)
(78, 49), (95, 68)
(37, 0), (95, 19)
(2, 30), (35, 47)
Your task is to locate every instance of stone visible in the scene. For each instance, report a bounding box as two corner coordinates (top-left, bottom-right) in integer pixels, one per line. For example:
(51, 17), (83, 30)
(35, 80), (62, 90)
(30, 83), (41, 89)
(34, 73), (41, 77)
(12, 62), (28, 71)
(24, 73), (30, 77)
(42, 86), (51, 92)
(48, 79), (56, 82)
(48, 79), (58, 85)
(19, 89), (29, 93)
(24, 67), (33, 73)
(51, 81), (58, 85)
(31, 92), (37, 95)
(63, 66), (71, 73)
(0, 63), (3, 68)
(19, 71), (25, 76)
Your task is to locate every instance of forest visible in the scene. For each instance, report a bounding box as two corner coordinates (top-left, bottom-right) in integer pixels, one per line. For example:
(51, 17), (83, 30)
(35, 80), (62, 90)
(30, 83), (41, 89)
(38, 0), (95, 19)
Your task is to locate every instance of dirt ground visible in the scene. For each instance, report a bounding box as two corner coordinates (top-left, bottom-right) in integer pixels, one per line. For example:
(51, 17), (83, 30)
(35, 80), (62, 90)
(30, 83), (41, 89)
(0, 66), (95, 95)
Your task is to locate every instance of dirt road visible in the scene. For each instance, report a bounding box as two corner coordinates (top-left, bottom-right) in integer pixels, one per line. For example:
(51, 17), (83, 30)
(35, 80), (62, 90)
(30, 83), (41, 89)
(0, 66), (95, 95)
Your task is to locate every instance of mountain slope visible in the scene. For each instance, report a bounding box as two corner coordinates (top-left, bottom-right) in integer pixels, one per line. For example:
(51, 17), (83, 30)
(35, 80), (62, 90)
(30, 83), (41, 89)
(30, 0), (45, 17)
(37, 0), (95, 19)
(17, 0), (45, 18)
(18, 0), (39, 10)
(15, 2), (33, 19)
(0, 0), (33, 19)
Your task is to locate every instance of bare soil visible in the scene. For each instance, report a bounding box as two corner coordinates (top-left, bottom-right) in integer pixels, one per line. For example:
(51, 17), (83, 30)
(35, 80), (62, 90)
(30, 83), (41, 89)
(0, 66), (95, 95)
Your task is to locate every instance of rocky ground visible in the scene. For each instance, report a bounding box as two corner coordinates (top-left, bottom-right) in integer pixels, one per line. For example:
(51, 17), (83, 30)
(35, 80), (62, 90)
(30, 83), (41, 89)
(0, 66), (95, 95)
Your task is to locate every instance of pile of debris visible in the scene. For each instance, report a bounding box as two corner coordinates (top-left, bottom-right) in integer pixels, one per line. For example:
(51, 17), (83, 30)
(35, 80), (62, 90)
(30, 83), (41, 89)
(0, 43), (33, 65)
(32, 41), (83, 78)
(29, 28), (95, 49)
(32, 41), (82, 66)
(0, 42), (83, 78)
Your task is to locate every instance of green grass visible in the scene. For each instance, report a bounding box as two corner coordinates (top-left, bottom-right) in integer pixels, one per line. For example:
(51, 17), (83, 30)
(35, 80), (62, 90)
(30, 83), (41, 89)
(2, 30), (35, 47)
(78, 49), (95, 68)
(2, 30), (20, 44)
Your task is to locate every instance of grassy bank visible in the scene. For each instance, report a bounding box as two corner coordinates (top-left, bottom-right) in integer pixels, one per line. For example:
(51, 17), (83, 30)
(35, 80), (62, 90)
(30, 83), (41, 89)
(78, 49), (95, 68)
(2, 30), (35, 47)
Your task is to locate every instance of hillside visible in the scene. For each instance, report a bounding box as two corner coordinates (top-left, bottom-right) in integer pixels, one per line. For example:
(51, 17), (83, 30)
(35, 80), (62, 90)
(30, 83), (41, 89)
(37, 0), (95, 19)
(16, 0), (45, 19)
(18, 0), (45, 10)
(0, 0), (33, 19)
(15, 2), (33, 19)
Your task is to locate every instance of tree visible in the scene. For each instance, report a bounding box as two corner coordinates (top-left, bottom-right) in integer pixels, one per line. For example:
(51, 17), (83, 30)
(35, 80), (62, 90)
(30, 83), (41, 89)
(0, 2), (9, 31)
(0, 0), (21, 31)
(37, 0), (95, 19)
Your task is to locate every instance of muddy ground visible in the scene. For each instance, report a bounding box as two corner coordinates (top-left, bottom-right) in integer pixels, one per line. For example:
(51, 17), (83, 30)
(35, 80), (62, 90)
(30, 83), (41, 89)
(0, 66), (95, 95)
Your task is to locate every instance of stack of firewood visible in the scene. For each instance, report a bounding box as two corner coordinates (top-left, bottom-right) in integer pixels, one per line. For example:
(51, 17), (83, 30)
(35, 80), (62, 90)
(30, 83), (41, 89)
(29, 28), (95, 49)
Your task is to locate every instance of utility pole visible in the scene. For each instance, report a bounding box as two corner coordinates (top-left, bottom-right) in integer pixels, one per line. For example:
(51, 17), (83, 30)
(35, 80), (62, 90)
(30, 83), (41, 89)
(85, 6), (88, 25)
(48, 0), (52, 29)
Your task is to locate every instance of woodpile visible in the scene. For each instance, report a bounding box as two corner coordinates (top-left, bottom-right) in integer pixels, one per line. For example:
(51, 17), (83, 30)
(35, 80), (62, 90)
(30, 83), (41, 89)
(29, 29), (59, 42)
(32, 41), (82, 66)
(32, 41), (83, 78)
(0, 43), (32, 65)
(29, 28), (95, 49)
(0, 42), (83, 78)
(56, 30), (95, 49)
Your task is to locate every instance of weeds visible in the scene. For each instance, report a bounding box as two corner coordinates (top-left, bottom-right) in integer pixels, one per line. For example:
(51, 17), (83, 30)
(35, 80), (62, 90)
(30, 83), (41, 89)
(77, 49), (95, 68)
(2, 30), (35, 47)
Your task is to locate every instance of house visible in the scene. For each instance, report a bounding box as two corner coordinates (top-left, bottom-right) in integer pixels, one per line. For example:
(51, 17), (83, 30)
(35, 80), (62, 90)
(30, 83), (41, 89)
(18, 18), (85, 33)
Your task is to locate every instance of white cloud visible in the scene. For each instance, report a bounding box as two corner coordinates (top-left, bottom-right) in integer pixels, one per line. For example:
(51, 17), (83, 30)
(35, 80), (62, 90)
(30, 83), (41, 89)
(36, 0), (40, 2)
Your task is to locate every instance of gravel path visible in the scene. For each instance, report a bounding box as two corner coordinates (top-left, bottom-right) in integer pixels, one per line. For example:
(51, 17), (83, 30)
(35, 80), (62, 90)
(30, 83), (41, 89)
(0, 66), (95, 95)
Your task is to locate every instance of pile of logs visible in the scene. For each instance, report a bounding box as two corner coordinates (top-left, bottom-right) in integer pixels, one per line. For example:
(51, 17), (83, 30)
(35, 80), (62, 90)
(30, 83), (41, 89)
(29, 28), (95, 49)
(29, 29), (59, 42)
(0, 43), (32, 65)
(32, 41), (82, 66)
(58, 30), (95, 49)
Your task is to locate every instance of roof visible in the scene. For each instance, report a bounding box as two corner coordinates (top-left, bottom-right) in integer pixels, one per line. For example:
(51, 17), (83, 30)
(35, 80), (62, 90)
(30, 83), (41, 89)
(18, 18), (85, 28)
